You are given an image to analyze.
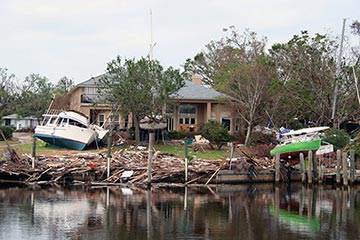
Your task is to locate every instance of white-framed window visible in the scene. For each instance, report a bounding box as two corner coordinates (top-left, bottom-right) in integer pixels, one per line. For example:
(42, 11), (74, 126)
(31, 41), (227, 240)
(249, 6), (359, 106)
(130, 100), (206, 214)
(179, 104), (197, 125)
(167, 117), (174, 131)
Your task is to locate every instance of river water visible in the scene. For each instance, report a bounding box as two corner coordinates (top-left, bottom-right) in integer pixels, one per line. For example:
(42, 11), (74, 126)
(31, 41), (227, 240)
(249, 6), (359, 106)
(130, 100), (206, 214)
(0, 184), (359, 240)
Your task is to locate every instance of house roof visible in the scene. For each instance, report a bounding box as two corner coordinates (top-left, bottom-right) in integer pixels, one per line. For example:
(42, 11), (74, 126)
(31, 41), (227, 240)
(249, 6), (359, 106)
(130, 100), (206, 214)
(77, 74), (105, 87)
(2, 114), (38, 120)
(171, 80), (226, 101)
(77, 75), (226, 101)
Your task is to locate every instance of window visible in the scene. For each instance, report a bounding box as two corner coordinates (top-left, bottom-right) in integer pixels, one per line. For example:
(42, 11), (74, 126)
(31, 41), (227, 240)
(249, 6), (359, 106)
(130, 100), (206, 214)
(179, 105), (196, 114)
(179, 104), (197, 126)
(49, 117), (57, 125)
(69, 119), (87, 128)
(56, 117), (63, 125)
(57, 118), (67, 127)
(222, 118), (231, 131)
(98, 114), (105, 127)
(167, 117), (174, 131)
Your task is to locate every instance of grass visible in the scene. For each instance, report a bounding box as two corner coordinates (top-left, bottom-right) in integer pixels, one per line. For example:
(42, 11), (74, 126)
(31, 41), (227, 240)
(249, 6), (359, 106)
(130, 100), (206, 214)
(155, 144), (228, 160)
(0, 139), (228, 160)
(1, 141), (85, 156)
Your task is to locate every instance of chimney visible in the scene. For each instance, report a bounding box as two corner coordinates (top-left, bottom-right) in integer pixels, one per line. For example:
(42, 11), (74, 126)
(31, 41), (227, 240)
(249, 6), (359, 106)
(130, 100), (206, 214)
(191, 74), (203, 85)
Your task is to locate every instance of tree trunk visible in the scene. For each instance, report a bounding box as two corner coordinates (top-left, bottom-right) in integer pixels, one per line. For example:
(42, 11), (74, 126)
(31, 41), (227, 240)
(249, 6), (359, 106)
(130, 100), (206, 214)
(134, 115), (140, 145)
(244, 123), (251, 146)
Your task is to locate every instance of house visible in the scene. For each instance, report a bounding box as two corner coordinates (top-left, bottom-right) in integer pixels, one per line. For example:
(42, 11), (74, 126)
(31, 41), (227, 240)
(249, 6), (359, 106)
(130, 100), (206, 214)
(57, 74), (239, 134)
(2, 114), (39, 130)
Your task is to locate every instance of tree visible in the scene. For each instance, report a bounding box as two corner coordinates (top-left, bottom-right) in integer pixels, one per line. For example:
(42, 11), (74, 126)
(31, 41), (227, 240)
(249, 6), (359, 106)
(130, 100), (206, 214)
(0, 68), (17, 117)
(270, 31), (359, 127)
(17, 74), (54, 119)
(186, 27), (275, 145)
(99, 57), (184, 144)
(55, 76), (74, 95)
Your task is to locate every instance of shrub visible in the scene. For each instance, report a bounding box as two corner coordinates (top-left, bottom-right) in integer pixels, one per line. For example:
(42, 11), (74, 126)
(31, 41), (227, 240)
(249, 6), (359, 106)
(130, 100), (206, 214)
(201, 120), (232, 150)
(168, 130), (187, 140)
(322, 128), (350, 150)
(0, 126), (14, 140)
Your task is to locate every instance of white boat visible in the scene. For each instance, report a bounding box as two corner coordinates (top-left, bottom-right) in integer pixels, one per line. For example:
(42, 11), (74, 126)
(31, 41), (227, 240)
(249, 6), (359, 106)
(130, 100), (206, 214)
(34, 111), (108, 150)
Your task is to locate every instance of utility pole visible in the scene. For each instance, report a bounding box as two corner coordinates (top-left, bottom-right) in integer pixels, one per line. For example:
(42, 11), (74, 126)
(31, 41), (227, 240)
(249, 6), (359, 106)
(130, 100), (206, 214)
(331, 18), (346, 126)
(149, 8), (154, 60)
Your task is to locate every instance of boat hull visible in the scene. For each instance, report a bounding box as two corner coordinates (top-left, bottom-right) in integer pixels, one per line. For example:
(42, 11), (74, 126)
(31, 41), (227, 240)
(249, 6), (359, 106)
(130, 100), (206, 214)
(270, 139), (321, 157)
(34, 125), (96, 150)
(34, 133), (87, 150)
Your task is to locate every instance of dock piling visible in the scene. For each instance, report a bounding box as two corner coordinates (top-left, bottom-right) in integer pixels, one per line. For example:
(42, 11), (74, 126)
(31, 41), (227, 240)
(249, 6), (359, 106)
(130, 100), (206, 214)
(147, 131), (155, 185)
(307, 151), (313, 184)
(342, 151), (348, 186)
(336, 150), (342, 184)
(318, 155), (323, 184)
(275, 154), (280, 183)
(349, 150), (355, 184)
(31, 136), (36, 169)
(300, 153), (305, 183)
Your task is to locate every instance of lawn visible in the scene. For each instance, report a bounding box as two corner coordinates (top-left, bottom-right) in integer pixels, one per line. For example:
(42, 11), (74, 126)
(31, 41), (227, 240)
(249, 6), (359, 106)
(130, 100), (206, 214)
(0, 139), (228, 160)
(155, 144), (228, 160)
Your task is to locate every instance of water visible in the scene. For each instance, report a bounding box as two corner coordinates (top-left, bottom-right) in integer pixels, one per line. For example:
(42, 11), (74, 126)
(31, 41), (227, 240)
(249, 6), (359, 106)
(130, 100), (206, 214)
(0, 184), (359, 240)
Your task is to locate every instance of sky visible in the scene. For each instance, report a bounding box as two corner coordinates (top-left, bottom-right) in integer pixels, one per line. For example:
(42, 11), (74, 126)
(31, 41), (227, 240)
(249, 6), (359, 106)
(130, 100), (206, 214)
(0, 0), (359, 84)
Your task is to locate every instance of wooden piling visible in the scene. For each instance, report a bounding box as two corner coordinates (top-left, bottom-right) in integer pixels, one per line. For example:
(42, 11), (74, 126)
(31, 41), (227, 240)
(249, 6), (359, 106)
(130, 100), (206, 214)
(31, 136), (36, 169)
(342, 151), (348, 186)
(184, 157), (188, 183)
(349, 150), (355, 184)
(275, 154), (280, 183)
(106, 123), (112, 179)
(307, 151), (313, 184)
(300, 153), (306, 183)
(147, 131), (155, 185)
(229, 142), (234, 170)
(336, 150), (341, 184)
(318, 155), (323, 184)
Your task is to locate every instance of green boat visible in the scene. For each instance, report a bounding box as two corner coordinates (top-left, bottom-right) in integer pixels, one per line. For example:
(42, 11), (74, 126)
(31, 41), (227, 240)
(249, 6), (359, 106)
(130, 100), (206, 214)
(270, 127), (332, 159)
(270, 139), (321, 156)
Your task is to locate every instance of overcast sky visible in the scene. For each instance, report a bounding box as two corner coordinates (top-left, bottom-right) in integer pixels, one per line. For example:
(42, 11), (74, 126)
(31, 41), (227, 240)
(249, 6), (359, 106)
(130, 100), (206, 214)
(0, 0), (359, 84)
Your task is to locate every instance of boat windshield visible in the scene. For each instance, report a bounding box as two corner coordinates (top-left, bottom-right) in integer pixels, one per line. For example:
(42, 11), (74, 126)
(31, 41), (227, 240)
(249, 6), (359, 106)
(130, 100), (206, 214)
(68, 118), (87, 129)
(48, 117), (57, 125)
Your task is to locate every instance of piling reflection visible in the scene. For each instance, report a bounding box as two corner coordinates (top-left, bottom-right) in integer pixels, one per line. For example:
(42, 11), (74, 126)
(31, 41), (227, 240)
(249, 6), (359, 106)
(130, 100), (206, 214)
(0, 184), (359, 240)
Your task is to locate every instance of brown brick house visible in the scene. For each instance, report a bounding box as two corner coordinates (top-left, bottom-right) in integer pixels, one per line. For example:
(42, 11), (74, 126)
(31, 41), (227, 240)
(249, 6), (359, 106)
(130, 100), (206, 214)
(61, 74), (239, 134)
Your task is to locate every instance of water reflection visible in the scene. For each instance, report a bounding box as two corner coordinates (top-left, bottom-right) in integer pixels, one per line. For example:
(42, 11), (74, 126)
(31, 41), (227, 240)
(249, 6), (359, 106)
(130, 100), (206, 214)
(0, 184), (359, 240)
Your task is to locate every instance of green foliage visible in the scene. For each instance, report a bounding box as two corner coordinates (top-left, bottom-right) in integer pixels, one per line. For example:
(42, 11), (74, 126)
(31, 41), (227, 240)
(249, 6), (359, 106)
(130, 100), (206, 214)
(322, 128), (350, 150)
(346, 133), (360, 156)
(16, 74), (54, 119)
(0, 68), (17, 118)
(0, 126), (14, 140)
(99, 57), (185, 143)
(168, 131), (187, 140)
(54, 76), (74, 95)
(201, 120), (232, 150)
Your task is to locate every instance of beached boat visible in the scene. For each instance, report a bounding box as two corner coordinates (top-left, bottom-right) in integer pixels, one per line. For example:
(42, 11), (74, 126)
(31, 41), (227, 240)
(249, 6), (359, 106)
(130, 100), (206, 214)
(34, 111), (108, 150)
(270, 127), (333, 160)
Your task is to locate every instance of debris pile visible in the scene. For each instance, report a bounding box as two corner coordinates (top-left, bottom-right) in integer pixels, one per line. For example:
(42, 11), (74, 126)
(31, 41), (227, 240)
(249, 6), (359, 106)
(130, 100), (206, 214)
(0, 148), (223, 185)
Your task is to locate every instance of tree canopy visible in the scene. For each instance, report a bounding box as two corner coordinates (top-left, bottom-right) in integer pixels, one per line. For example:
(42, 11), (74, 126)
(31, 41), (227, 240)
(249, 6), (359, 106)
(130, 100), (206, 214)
(99, 56), (185, 143)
